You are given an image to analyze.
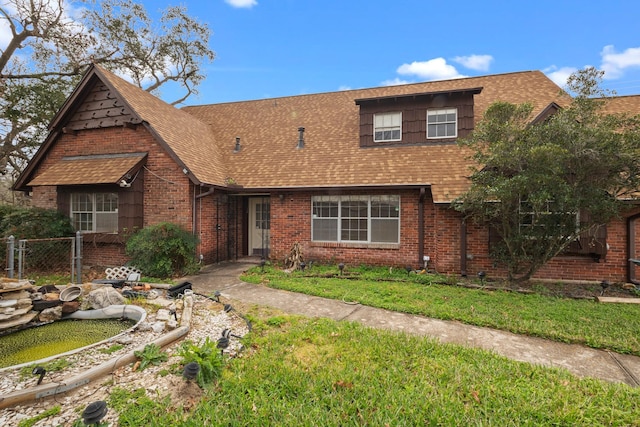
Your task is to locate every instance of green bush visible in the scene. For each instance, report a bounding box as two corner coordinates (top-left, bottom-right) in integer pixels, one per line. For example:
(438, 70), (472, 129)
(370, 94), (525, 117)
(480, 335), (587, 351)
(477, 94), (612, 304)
(0, 206), (74, 238)
(125, 222), (199, 278)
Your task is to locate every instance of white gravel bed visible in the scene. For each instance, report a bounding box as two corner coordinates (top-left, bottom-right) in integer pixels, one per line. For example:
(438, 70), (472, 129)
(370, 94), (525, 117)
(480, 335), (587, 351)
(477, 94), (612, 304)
(0, 294), (249, 426)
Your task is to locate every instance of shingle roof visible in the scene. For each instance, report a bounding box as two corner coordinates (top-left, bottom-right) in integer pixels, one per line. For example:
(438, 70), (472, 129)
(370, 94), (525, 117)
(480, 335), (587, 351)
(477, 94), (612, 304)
(93, 65), (228, 186)
(28, 153), (146, 186)
(601, 95), (640, 115)
(182, 71), (571, 202)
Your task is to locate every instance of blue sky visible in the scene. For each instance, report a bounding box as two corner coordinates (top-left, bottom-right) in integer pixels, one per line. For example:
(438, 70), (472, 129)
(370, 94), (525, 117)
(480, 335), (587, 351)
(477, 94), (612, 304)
(6, 0), (640, 106)
(157, 0), (640, 106)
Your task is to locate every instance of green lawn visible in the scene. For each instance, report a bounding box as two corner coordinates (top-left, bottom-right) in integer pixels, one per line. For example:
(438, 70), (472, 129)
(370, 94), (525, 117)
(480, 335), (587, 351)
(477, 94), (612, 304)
(110, 315), (640, 426)
(240, 265), (640, 356)
(69, 264), (640, 425)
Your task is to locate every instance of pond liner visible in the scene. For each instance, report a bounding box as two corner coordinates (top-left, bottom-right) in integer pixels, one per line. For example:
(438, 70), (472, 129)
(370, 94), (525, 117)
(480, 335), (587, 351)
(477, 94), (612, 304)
(0, 296), (194, 410)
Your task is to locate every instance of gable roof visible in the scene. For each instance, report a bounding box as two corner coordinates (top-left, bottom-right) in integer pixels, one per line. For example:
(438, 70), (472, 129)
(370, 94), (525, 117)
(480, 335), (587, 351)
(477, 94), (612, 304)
(15, 64), (228, 190)
(182, 71), (571, 202)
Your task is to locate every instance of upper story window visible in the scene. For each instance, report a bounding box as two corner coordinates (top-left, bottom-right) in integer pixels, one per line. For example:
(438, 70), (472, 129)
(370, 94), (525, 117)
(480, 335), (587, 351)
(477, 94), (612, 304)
(71, 192), (118, 233)
(374, 112), (402, 142)
(427, 108), (457, 139)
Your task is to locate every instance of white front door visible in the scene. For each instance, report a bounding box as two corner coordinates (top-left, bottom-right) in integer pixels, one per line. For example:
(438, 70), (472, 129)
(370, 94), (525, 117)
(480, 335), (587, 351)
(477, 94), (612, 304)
(249, 197), (270, 257)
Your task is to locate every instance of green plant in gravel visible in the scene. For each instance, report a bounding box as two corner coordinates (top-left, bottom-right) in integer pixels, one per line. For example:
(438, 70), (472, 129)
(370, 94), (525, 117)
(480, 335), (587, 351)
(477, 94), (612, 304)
(134, 344), (167, 371)
(177, 337), (224, 387)
(99, 344), (125, 355)
(107, 387), (185, 426)
(242, 265), (640, 356)
(17, 406), (61, 427)
(125, 222), (199, 278)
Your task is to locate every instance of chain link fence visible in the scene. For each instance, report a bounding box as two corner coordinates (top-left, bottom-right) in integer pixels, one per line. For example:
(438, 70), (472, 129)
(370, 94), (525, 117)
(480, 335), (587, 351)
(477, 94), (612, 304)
(4, 233), (82, 283)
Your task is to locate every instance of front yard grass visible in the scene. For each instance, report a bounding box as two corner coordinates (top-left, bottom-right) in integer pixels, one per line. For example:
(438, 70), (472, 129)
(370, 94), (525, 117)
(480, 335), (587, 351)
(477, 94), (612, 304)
(241, 264), (640, 356)
(112, 315), (640, 426)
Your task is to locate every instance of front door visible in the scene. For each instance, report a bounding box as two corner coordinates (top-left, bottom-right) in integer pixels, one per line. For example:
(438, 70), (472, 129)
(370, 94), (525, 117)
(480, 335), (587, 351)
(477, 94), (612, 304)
(249, 197), (270, 257)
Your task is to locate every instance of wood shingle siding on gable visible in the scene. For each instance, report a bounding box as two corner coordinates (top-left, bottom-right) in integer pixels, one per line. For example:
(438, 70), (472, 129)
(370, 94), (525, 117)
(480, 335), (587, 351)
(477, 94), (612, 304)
(357, 92), (476, 147)
(66, 82), (142, 130)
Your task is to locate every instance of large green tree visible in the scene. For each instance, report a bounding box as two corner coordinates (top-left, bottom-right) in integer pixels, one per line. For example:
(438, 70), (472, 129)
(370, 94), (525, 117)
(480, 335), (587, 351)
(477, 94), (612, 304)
(454, 68), (640, 282)
(0, 0), (215, 177)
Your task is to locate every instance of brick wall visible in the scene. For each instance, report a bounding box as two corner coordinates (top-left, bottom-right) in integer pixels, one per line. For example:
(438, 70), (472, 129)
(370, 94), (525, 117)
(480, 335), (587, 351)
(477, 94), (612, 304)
(30, 126), (196, 267)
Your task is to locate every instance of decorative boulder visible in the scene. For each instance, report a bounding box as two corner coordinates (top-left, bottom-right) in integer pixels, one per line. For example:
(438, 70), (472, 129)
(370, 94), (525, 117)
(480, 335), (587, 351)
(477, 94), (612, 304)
(61, 301), (81, 314)
(86, 287), (125, 309)
(39, 305), (63, 322)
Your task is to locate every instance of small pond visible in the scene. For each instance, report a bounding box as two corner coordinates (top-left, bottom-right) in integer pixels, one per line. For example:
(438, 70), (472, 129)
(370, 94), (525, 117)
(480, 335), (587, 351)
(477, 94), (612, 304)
(0, 318), (136, 369)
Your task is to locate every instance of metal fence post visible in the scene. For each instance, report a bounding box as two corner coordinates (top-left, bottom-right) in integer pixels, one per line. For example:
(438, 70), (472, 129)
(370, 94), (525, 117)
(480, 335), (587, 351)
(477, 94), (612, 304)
(17, 239), (25, 280)
(75, 231), (83, 284)
(6, 235), (14, 279)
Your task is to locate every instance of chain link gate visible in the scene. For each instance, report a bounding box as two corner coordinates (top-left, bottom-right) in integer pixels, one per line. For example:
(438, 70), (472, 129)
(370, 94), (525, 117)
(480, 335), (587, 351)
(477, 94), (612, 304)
(5, 232), (83, 283)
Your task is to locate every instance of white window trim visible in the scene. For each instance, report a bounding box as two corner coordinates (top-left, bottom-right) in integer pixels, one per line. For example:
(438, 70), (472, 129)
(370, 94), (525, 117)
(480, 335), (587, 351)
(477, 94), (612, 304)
(374, 112), (402, 143)
(71, 192), (119, 233)
(427, 108), (458, 139)
(311, 195), (400, 244)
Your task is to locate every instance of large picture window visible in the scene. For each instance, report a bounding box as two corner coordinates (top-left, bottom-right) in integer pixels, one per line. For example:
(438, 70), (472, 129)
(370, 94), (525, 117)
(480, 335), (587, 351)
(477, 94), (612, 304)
(71, 192), (118, 233)
(427, 108), (457, 139)
(374, 112), (402, 142)
(312, 195), (400, 243)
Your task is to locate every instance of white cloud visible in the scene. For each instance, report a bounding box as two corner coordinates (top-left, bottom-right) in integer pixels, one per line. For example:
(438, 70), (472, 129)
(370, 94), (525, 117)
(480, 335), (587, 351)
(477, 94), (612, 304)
(453, 54), (493, 71)
(225, 0), (258, 8)
(396, 58), (466, 81)
(338, 85), (352, 91)
(600, 45), (640, 79)
(380, 78), (411, 86)
(543, 65), (578, 88)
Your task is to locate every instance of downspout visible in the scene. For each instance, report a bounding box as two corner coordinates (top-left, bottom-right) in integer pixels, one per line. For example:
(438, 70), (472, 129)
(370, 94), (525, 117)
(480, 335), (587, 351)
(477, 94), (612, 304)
(418, 188), (426, 267)
(194, 186), (215, 261)
(460, 217), (468, 277)
(628, 214), (640, 285)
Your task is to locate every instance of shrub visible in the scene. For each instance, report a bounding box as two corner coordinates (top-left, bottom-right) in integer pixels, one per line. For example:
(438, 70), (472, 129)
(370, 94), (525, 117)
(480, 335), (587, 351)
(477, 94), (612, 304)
(125, 222), (199, 278)
(177, 338), (224, 387)
(0, 206), (74, 238)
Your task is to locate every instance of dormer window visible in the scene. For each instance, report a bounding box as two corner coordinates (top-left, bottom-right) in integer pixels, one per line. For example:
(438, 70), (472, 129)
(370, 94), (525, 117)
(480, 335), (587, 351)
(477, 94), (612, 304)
(374, 112), (402, 142)
(427, 108), (457, 139)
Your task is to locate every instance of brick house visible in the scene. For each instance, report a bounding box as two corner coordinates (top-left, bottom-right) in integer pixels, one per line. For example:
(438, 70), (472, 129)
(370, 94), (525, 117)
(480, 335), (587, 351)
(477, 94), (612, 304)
(13, 64), (640, 283)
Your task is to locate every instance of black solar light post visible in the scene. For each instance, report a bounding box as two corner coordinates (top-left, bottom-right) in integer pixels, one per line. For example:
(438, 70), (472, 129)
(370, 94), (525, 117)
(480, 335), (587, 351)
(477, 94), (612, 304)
(260, 257), (266, 272)
(405, 265), (412, 276)
(183, 362), (200, 382)
(82, 400), (108, 426)
(338, 263), (345, 276)
(477, 271), (486, 286)
(213, 290), (221, 302)
(601, 280), (610, 296)
(32, 366), (46, 385)
(300, 262), (306, 272)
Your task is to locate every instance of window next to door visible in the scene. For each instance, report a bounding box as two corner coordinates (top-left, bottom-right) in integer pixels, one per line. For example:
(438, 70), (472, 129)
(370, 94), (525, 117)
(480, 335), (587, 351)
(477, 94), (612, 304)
(71, 192), (118, 233)
(311, 195), (400, 244)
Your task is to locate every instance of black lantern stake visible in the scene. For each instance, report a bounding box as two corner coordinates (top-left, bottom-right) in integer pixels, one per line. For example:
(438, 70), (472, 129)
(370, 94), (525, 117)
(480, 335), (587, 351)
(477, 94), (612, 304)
(600, 280), (610, 296)
(32, 366), (46, 385)
(338, 263), (345, 276)
(477, 271), (486, 286)
(405, 265), (413, 276)
(183, 362), (200, 382)
(82, 400), (108, 426)
(300, 262), (306, 272)
(260, 257), (266, 272)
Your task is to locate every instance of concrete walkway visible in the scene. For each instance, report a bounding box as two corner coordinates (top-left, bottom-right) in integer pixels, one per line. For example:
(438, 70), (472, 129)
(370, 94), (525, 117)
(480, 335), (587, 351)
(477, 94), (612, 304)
(182, 260), (640, 387)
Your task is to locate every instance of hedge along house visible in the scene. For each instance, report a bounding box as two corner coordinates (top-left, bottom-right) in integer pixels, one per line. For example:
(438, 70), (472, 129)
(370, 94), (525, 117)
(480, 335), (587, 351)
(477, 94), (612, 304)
(13, 64), (640, 283)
